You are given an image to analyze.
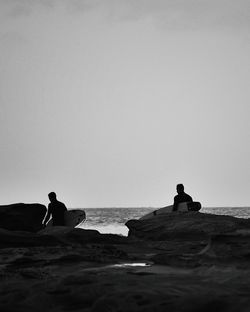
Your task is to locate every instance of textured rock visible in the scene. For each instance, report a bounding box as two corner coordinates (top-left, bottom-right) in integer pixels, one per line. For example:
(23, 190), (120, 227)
(1, 265), (246, 312)
(0, 203), (46, 232)
(1, 212), (250, 311)
(39, 226), (128, 245)
(0, 227), (128, 249)
(126, 212), (250, 270)
(151, 229), (250, 269)
(0, 227), (250, 311)
(202, 229), (250, 262)
(126, 212), (250, 240)
(0, 228), (63, 248)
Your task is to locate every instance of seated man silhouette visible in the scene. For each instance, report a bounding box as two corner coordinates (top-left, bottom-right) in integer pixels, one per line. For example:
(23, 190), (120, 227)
(43, 192), (67, 226)
(173, 184), (193, 211)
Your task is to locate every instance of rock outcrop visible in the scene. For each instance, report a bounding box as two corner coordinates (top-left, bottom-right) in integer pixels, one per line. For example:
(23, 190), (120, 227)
(1, 230), (250, 312)
(0, 203), (47, 232)
(0, 227), (128, 249)
(1, 212), (250, 311)
(126, 212), (250, 240)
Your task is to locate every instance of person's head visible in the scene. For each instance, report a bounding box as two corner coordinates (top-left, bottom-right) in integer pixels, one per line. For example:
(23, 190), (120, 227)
(176, 184), (184, 194)
(48, 192), (57, 202)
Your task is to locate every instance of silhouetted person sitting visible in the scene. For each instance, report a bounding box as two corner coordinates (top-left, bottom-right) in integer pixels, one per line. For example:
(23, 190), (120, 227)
(43, 192), (67, 226)
(173, 184), (193, 211)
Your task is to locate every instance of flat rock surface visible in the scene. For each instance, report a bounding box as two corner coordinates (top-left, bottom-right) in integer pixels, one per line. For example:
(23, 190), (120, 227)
(1, 250), (250, 312)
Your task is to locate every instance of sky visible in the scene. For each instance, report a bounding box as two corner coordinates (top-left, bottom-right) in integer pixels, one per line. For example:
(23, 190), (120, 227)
(0, 0), (249, 208)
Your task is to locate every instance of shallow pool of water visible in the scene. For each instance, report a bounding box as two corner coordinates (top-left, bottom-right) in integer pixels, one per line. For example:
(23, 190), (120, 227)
(111, 262), (151, 268)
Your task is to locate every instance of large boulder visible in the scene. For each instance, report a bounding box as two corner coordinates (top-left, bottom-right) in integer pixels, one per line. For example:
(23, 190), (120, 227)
(125, 212), (250, 241)
(0, 203), (47, 232)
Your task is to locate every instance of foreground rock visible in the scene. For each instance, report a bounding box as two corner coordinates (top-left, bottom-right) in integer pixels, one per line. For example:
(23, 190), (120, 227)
(126, 212), (250, 269)
(1, 213), (250, 311)
(1, 229), (250, 311)
(0, 203), (46, 232)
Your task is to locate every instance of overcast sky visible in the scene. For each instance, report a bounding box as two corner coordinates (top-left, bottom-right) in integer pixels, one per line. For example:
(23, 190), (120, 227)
(0, 0), (249, 208)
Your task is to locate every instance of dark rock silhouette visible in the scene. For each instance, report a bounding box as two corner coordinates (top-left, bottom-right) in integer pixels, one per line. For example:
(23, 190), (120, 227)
(0, 227), (128, 249)
(0, 227), (64, 248)
(151, 229), (250, 270)
(0, 203), (46, 232)
(126, 212), (250, 272)
(202, 229), (250, 260)
(126, 212), (250, 240)
(1, 212), (250, 311)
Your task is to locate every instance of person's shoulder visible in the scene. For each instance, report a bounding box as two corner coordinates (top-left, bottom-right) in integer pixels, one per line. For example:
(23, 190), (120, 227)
(57, 201), (67, 209)
(185, 193), (193, 200)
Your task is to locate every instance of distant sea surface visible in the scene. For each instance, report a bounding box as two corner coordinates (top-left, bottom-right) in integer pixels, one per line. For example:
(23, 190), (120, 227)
(78, 207), (250, 236)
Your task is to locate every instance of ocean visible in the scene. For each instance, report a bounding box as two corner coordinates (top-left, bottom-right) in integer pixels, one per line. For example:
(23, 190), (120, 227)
(79, 207), (250, 236)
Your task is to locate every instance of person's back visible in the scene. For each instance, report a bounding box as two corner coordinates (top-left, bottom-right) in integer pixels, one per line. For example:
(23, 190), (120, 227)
(48, 200), (67, 226)
(173, 184), (193, 211)
(43, 192), (67, 226)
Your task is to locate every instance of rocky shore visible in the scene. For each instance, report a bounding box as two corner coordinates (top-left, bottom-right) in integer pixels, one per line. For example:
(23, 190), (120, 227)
(1, 204), (250, 311)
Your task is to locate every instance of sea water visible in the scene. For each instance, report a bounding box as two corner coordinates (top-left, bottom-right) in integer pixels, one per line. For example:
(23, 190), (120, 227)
(78, 207), (250, 236)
